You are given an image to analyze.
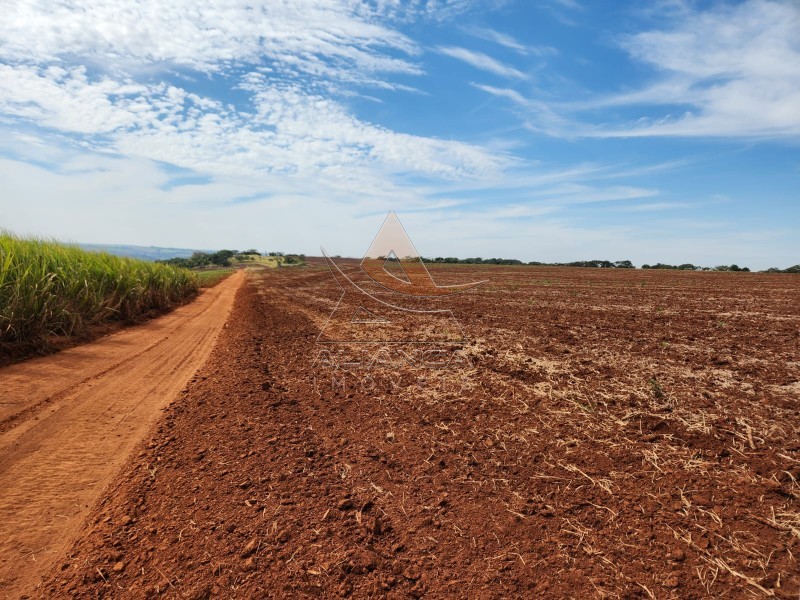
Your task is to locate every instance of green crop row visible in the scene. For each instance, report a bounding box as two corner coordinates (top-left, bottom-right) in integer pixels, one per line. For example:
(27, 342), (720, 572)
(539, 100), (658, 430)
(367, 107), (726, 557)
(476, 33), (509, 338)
(0, 232), (199, 343)
(196, 268), (235, 288)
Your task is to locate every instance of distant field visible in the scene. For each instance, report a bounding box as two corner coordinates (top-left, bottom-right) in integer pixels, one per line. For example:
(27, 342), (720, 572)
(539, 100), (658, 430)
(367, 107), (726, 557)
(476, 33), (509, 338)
(0, 234), (198, 346)
(195, 268), (235, 288)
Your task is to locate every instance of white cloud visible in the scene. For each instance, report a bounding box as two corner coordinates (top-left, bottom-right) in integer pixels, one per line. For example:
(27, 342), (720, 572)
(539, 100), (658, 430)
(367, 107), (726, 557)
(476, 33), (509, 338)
(476, 1), (800, 140)
(4, 131), (793, 270)
(531, 184), (658, 204)
(98, 78), (510, 185)
(4, 0), (790, 269)
(471, 83), (528, 106)
(0, 0), (515, 193)
(437, 46), (527, 79)
(413, 0), (491, 21)
(457, 183), (659, 218)
(615, 202), (692, 212)
(471, 83), (571, 135)
(587, 0), (800, 138)
(462, 26), (557, 56)
(551, 0), (582, 10)
(0, 64), (169, 134)
(0, 0), (421, 79)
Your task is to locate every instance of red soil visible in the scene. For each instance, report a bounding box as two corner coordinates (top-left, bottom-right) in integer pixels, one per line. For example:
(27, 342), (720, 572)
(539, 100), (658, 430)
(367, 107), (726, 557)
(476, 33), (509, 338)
(29, 265), (800, 598)
(0, 272), (244, 598)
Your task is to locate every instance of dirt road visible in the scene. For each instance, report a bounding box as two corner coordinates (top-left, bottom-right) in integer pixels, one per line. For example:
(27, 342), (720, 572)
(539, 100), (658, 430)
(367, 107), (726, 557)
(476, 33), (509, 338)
(0, 270), (243, 598)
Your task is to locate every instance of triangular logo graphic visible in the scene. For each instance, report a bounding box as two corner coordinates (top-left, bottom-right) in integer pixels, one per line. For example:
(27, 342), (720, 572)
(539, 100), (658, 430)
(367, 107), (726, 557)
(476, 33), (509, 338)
(382, 250), (411, 283)
(351, 305), (390, 324)
(360, 212), (485, 297)
(317, 211), (486, 345)
(363, 213), (421, 263)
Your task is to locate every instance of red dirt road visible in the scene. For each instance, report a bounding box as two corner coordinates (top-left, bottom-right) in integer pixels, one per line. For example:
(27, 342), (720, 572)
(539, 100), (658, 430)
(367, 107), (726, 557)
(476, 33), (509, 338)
(0, 270), (243, 598)
(38, 265), (800, 599)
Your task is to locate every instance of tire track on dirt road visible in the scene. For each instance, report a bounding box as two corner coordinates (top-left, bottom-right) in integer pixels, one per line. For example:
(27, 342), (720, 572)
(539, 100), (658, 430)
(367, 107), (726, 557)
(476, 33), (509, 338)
(0, 270), (244, 599)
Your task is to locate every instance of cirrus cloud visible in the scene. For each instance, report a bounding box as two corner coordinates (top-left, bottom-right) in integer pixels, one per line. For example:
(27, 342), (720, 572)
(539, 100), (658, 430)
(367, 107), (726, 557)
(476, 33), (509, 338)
(437, 46), (528, 79)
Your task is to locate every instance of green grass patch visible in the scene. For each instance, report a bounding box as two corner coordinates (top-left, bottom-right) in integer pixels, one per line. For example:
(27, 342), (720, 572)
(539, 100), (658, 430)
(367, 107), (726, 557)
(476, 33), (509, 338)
(0, 232), (198, 343)
(196, 268), (234, 288)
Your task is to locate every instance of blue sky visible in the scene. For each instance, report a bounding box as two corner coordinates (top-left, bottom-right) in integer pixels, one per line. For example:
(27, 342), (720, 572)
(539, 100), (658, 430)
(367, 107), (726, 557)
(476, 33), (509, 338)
(0, 0), (798, 269)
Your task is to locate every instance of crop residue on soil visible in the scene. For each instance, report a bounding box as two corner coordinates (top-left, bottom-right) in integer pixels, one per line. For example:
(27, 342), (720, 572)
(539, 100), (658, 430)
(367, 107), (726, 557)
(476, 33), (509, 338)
(43, 265), (799, 598)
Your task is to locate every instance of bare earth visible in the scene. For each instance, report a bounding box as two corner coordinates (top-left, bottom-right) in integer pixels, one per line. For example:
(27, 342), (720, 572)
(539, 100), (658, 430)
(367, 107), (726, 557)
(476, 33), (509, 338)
(37, 264), (800, 599)
(2, 264), (799, 598)
(0, 271), (243, 598)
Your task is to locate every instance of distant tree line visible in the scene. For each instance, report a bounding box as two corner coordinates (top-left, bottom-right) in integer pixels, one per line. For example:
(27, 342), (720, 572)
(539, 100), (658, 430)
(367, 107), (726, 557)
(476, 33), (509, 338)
(157, 249), (276, 268)
(159, 250), (796, 273)
(418, 258), (764, 271)
(159, 250), (241, 268)
(527, 259), (635, 269)
(378, 255), (800, 273)
(763, 265), (800, 273)
(710, 264), (750, 272)
(640, 263), (750, 272)
(420, 257), (636, 268)
(421, 257), (525, 265)
(419, 258), (800, 272)
(641, 263), (700, 270)
(158, 249), (311, 269)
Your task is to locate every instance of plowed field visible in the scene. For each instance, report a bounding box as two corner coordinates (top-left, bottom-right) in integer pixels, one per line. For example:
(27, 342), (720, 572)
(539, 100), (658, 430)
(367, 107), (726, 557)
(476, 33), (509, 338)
(9, 264), (800, 598)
